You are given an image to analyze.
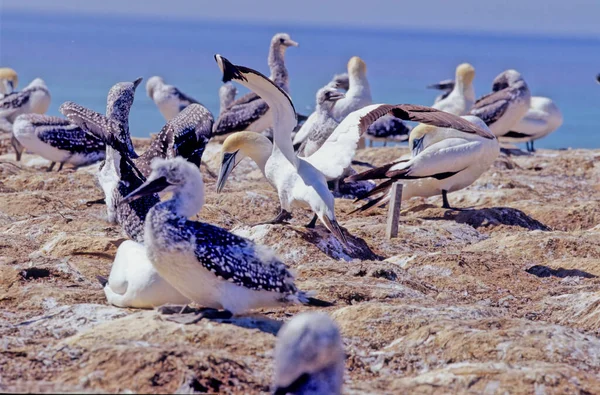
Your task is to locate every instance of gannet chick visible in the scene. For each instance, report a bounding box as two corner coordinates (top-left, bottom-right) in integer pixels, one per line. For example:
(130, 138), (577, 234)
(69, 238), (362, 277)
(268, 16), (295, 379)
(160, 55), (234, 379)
(215, 55), (348, 244)
(0, 78), (51, 160)
(427, 78), (455, 104)
(146, 76), (203, 121)
(432, 63), (476, 115)
(347, 112), (499, 211)
(501, 96), (563, 152)
(297, 87), (345, 157)
(470, 69), (531, 137)
(218, 82), (237, 114)
(122, 157), (324, 315)
(12, 114), (105, 171)
(364, 115), (411, 147)
(0, 68), (18, 96)
(213, 33), (299, 136)
(331, 56), (372, 121)
(101, 240), (190, 308)
(273, 313), (344, 395)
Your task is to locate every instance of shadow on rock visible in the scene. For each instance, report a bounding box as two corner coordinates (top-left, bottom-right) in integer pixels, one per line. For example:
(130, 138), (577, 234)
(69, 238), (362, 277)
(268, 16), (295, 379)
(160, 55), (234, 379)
(526, 265), (597, 279)
(295, 225), (383, 262)
(431, 207), (551, 231)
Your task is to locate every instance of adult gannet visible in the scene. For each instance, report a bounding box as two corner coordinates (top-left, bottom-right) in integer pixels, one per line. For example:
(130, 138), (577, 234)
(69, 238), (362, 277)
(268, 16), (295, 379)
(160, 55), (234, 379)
(0, 78), (51, 160)
(427, 78), (455, 104)
(469, 70), (531, 137)
(121, 157), (327, 315)
(431, 63), (476, 116)
(0, 68), (18, 96)
(146, 76), (203, 121)
(12, 114), (105, 171)
(213, 33), (299, 136)
(501, 96), (563, 152)
(273, 312), (344, 395)
(218, 82), (237, 114)
(331, 56), (372, 121)
(347, 112), (499, 211)
(296, 87), (345, 157)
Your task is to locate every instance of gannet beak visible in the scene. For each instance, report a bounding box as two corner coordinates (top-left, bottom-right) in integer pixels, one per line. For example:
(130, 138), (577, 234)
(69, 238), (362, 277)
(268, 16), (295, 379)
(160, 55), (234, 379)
(216, 150), (238, 193)
(286, 39), (299, 47)
(328, 91), (345, 102)
(426, 80), (454, 91)
(411, 136), (425, 156)
(4, 80), (14, 94)
(121, 176), (170, 204)
(133, 77), (143, 90)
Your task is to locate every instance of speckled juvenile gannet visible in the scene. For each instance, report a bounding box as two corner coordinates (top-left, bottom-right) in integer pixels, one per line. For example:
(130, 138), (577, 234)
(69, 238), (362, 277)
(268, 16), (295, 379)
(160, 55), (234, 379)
(12, 114), (105, 171)
(0, 68), (18, 96)
(428, 78), (455, 104)
(347, 110), (499, 211)
(470, 70), (531, 137)
(273, 312), (344, 395)
(0, 78), (51, 160)
(331, 56), (372, 121)
(121, 157), (327, 315)
(213, 33), (299, 136)
(215, 55), (349, 243)
(296, 87), (345, 157)
(218, 82), (237, 114)
(500, 96), (563, 152)
(146, 76), (204, 121)
(432, 63), (476, 116)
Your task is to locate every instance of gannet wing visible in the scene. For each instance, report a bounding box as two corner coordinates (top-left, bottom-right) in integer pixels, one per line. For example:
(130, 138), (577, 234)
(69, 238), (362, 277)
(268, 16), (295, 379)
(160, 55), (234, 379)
(21, 114), (105, 153)
(166, 85), (200, 107)
(60, 102), (122, 145)
(0, 90), (30, 118)
(213, 99), (269, 135)
(170, 103), (214, 165)
(186, 220), (298, 294)
(427, 79), (455, 91)
(230, 91), (261, 107)
(469, 89), (516, 126)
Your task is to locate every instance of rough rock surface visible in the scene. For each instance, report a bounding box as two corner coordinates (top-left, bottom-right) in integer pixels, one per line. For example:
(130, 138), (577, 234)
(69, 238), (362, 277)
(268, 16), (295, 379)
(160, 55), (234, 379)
(1, 140), (600, 393)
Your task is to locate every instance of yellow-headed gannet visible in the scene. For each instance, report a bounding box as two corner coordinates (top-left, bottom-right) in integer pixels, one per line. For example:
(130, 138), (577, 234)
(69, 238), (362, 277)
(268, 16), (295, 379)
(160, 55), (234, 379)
(432, 63), (476, 115)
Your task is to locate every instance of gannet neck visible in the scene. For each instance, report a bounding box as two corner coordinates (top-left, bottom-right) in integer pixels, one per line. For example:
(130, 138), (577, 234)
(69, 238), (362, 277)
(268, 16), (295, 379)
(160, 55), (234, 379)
(269, 46), (289, 92)
(347, 72), (371, 98)
(218, 83), (237, 114)
(241, 136), (273, 174)
(153, 158), (205, 219)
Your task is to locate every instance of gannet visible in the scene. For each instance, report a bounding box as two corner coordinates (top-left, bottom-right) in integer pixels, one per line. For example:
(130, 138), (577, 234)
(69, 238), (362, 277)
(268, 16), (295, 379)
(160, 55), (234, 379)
(291, 73), (348, 147)
(428, 79), (455, 104)
(121, 157), (326, 315)
(296, 87), (345, 157)
(0, 78), (51, 160)
(346, 110), (499, 211)
(273, 312), (344, 395)
(218, 82), (237, 114)
(331, 56), (372, 121)
(215, 55), (350, 243)
(469, 70), (531, 137)
(501, 96), (563, 152)
(12, 114), (105, 171)
(213, 33), (299, 136)
(431, 63), (476, 116)
(146, 76), (203, 121)
(364, 115), (411, 147)
(0, 68), (18, 96)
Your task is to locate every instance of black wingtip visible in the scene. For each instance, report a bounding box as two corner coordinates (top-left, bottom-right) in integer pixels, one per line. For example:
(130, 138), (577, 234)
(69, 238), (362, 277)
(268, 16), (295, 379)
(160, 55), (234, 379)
(96, 275), (108, 287)
(307, 297), (334, 307)
(214, 54), (247, 83)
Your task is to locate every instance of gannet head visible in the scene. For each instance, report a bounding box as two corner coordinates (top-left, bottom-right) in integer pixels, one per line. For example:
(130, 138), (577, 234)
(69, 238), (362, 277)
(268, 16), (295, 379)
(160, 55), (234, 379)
(106, 77), (142, 156)
(27, 78), (47, 90)
(217, 131), (272, 192)
(329, 73), (349, 91)
(456, 63), (475, 86)
(146, 76), (164, 99)
(316, 87), (345, 111)
(348, 56), (367, 78)
(0, 68), (18, 94)
(272, 33), (299, 51)
(492, 69), (523, 91)
(123, 157), (205, 217)
(273, 312), (344, 395)
(408, 124), (437, 156)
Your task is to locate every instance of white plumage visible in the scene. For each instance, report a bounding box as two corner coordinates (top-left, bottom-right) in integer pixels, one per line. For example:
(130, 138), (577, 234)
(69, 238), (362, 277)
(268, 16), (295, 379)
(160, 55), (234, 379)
(432, 63), (476, 116)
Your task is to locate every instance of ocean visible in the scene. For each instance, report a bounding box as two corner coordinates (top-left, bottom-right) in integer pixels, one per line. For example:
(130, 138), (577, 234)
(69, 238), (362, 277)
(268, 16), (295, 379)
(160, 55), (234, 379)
(1, 11), (599, 149)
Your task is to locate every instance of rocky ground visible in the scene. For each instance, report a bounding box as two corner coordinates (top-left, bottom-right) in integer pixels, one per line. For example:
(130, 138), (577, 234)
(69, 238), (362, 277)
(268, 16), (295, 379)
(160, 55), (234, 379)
(1, 138), (600, 394)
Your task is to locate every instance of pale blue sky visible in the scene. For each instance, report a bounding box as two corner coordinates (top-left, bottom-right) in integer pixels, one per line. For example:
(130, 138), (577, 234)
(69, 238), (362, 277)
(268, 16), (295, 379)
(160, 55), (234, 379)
(3, 0), (600, 38)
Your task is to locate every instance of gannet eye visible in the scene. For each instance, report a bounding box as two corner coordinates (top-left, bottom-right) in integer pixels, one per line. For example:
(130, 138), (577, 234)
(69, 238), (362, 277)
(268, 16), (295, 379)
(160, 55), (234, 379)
(279, 38), (285, 44)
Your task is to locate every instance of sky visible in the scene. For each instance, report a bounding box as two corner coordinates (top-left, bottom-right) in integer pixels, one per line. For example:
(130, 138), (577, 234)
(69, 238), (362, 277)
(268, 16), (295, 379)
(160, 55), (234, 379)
(3, 0), (600, 38)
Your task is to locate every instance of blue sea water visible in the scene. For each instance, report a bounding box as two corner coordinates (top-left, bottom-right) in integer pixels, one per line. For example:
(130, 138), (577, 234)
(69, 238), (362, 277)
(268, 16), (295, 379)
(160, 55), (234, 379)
(1, 11), (599, 149)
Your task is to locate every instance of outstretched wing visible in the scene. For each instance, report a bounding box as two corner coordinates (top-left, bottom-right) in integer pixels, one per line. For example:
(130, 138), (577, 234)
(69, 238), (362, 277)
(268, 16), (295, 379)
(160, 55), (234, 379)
(21, 114), (105, 153)
(213, 99), (269, 135)
(178, 220), (298, 294)
(170, 103), (214, 166)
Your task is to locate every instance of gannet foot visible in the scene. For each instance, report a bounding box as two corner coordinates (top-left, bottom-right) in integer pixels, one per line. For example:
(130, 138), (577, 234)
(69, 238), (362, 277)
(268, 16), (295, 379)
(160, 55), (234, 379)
(305, 214), (318, 229)
(46, 162), (56, 172)
(441, 190), (453, 210)
(158, 304), (233, 324)
(253, 209), (292, 226)
(86, 198), (106, 207)
(57, 162), (65, 172)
